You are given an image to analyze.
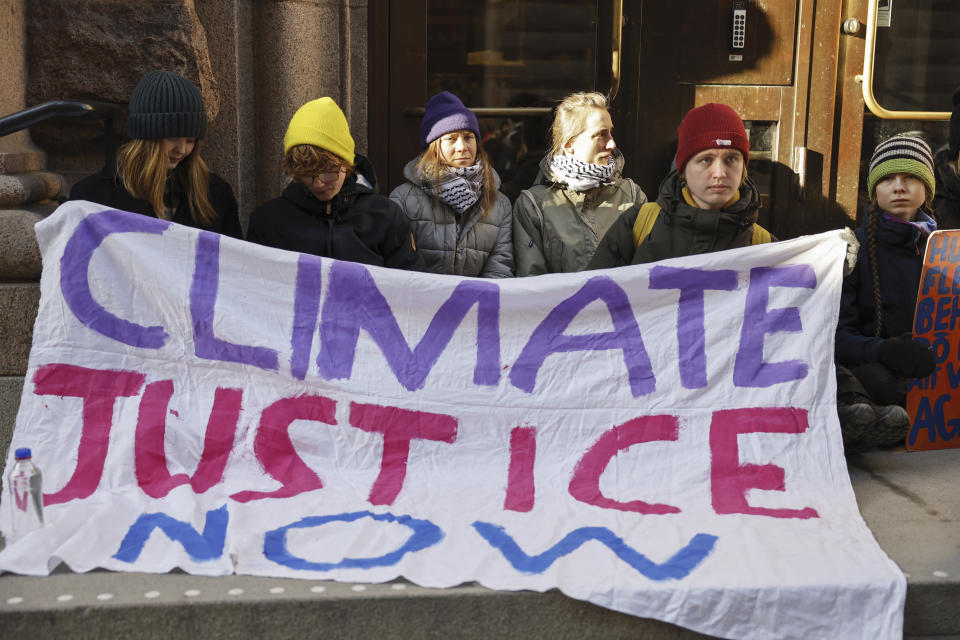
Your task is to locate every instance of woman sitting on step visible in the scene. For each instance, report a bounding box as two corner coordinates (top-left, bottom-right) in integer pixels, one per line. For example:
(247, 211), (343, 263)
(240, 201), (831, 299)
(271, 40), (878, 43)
(70, 70), (241, 238)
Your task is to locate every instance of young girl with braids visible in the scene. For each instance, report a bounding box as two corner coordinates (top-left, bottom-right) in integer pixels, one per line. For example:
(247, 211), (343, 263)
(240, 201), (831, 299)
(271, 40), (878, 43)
(835, 133), (938, 449)
(70, 70), (241, 238)
(389, 91), (513, 277)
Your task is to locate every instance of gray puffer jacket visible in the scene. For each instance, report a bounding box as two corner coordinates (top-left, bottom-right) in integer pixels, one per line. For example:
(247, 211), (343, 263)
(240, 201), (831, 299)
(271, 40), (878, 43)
(389, 158), (514, 278)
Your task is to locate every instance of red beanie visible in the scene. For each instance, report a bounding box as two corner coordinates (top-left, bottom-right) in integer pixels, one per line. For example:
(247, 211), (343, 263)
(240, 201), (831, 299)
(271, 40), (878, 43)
(674, 103), (749, 172)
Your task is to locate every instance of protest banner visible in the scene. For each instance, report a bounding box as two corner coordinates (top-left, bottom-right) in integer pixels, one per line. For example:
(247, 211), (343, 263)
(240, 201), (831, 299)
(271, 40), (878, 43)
(1, 202), (905, 640)
(907, 229), (960, 451)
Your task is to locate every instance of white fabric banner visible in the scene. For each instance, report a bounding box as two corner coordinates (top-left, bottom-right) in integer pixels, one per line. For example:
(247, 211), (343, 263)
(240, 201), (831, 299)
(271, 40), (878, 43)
(1, 202), (905, 639)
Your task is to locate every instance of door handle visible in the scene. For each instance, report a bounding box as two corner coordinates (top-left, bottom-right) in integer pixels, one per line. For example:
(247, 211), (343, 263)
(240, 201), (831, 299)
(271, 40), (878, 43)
(607, 0), (624, 103)
(856, 0), (949, 120)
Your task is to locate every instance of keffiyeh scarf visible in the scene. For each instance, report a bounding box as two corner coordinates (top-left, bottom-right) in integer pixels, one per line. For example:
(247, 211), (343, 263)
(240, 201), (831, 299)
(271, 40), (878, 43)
(421, 160), (485, 214)
(548, 154), (616, 192)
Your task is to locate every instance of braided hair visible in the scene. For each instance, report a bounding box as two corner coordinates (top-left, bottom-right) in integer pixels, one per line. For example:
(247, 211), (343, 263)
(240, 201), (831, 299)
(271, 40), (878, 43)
(864, 133), (937, 338)
(865, 202), (884, 337)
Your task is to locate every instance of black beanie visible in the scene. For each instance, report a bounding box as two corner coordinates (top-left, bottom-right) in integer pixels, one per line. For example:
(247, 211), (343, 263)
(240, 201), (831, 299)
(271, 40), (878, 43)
(950, 85), (960, 156)
(127, 70), (207, 140)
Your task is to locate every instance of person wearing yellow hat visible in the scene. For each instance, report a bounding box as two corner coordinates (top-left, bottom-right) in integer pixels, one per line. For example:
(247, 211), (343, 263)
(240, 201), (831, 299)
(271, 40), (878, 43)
(247, 97), (423, 270)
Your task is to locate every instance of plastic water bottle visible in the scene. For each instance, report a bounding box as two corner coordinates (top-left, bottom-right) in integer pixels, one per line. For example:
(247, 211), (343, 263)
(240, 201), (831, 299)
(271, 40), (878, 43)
(8, 448), (44, 541)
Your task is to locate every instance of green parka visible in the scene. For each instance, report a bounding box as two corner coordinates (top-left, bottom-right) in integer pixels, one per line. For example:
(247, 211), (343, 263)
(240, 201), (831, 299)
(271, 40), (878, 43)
(512, 151), (647, 275)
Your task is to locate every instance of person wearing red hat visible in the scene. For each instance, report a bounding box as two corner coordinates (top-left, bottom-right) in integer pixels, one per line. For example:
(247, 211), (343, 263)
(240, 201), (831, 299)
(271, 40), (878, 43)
(588, 102), (771, 268)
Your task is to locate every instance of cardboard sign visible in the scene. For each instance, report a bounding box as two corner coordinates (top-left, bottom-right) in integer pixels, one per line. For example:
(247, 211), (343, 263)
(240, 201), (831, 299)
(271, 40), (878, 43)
(0, 203), (906, 640)
(908, 229), (960, 450)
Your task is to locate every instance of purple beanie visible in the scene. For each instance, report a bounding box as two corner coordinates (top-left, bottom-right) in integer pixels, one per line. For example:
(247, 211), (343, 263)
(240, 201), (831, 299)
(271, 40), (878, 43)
(420, 91), (480, 148)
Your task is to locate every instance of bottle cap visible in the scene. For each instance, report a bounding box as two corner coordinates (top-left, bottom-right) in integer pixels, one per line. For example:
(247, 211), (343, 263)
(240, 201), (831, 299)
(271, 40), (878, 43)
(14, 448), (32, 459)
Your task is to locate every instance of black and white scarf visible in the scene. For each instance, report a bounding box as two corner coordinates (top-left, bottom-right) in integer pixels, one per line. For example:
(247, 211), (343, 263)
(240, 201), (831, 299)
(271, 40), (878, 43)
(548, 154), (616, 192)
(421, 160), (485, 214)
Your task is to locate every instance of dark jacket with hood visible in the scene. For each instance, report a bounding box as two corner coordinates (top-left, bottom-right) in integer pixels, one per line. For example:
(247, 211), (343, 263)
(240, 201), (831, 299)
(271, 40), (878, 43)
(247, 154), (424, 270)
(587, 168), (767, 268)
(835, 210), (935, 366)
(933, 147), (960, 230)
(69, 164), (242, 239)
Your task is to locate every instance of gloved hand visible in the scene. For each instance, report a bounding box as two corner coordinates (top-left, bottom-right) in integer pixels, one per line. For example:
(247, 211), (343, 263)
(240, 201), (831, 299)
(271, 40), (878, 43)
(877, 337), (936, 378)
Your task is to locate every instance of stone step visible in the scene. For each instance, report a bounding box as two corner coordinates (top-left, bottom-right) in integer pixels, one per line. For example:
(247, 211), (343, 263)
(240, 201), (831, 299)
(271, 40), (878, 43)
(0, 172), (65, 208)
(0, 142), (46, 176)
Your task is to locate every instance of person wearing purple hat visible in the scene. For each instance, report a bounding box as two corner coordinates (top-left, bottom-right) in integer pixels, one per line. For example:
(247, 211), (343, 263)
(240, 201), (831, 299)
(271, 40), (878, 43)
(389, 91), (513, 277)
(932, 85), (960, 229)
(588, 102), (770, 269)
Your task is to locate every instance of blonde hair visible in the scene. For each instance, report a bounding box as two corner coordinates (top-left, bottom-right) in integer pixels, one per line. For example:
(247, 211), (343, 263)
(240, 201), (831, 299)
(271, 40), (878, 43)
(415, 138), (497, 220)
(549, 92), (609, 158)
(117, 138), (215, 225)
(283, 144), (355, 179)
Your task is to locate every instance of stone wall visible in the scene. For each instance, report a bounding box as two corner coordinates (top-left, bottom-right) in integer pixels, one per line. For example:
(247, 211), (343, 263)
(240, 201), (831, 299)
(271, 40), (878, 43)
(0, 0), (370, 458)
(0, 0), (26, 143)
(25, 0), (222, 195)
(23, 0), (370, 224)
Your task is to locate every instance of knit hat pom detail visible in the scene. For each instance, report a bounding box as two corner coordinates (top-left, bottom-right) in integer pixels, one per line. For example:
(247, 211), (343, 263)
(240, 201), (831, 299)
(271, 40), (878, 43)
(674, 103), (749, 172)
(420, 91), (480, 149)
(127, 70), (207, 140)
(283, 97), (356, 165)
(867, 133), (935, 200)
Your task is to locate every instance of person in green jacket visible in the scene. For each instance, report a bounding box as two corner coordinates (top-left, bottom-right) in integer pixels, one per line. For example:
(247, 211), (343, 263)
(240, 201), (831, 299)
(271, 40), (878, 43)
(588, 102), (771, 269)
(512, 91), (647, 276)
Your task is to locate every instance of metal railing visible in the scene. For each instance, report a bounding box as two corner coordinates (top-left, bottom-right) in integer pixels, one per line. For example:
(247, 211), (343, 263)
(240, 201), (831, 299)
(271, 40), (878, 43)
(0, 100), (123, 167)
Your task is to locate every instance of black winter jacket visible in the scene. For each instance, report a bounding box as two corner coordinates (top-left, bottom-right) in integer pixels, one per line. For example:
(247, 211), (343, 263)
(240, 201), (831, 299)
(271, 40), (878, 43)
(587, 169), (767, 268)
(933, 148), (960, 230)
(246, 155), (424, 271)
(69, 165), (242, 239)
(835, 211), (935, 366)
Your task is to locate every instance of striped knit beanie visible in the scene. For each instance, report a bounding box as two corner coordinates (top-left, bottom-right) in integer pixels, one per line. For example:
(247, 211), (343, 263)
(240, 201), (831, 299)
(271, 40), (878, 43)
(867, 133), (935, 200)
(128, 70), (207, 140)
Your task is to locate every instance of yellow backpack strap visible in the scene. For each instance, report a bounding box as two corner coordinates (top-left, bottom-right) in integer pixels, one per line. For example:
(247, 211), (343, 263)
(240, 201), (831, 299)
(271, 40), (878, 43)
(751, 224), (772, 244)
(631, 202), (662, 248)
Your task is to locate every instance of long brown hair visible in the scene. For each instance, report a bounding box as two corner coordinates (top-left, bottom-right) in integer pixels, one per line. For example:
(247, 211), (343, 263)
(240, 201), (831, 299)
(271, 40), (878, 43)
(117, 138), (215, 225)
(416, 137), (497, 220)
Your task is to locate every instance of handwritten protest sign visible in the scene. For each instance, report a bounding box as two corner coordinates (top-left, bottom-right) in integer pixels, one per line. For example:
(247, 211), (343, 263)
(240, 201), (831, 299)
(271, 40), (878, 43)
(908, 229), (960, 450)
(1, 203), (904, 640)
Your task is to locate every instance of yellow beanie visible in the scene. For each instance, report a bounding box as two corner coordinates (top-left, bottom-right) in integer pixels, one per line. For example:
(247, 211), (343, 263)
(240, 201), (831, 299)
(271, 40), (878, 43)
(283, 97), (356, 165)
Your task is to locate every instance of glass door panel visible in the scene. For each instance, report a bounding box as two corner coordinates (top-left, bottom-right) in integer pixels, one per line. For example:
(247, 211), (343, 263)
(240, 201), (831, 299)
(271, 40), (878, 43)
(426, 1), (598, 107)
